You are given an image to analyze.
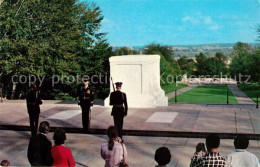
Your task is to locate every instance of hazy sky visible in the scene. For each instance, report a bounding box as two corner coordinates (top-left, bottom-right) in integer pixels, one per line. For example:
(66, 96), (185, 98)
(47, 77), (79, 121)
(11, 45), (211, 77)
(83, 0), (260, 46)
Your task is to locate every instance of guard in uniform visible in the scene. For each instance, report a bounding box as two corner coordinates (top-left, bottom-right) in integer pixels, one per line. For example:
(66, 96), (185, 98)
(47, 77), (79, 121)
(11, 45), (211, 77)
(109, 82), (128, 139)
(77, 79), (94, 132)
(26, 83), (42, 136)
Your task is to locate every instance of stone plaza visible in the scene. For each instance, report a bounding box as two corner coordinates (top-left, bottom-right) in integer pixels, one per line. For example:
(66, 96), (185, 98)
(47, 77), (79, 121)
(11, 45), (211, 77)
(0, 99), (259, 166)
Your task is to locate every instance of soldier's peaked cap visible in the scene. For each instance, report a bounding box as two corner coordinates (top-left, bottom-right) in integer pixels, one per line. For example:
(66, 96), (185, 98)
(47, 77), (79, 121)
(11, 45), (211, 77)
(115, 82), (122, 86)
(83, 78), (89, 82)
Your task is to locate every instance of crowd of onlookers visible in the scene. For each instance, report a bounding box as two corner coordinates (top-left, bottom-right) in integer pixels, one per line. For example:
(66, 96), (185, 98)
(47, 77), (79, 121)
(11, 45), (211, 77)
(1, 121), (260, 167)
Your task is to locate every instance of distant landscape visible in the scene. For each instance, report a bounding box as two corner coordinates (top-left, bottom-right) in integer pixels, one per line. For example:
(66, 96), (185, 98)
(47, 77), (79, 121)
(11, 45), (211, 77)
(113, 43), (259, 58)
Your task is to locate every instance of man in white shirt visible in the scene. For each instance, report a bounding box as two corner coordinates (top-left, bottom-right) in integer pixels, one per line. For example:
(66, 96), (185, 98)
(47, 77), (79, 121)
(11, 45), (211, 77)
(226, 135), (259, 167)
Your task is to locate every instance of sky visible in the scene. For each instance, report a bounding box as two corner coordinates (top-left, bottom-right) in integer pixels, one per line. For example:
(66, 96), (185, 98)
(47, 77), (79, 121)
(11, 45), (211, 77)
(83, 0), (260, 46)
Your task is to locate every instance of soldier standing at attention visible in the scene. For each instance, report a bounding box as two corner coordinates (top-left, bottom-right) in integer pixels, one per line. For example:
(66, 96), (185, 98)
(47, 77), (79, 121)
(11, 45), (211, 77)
(26, 83), (42, 136)
(78, 78), (94, 132)
(109, 82), (128, 139)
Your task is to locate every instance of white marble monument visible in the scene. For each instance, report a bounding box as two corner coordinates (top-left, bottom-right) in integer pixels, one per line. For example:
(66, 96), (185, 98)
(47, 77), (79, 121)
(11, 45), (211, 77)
(104, 55), (168, 108)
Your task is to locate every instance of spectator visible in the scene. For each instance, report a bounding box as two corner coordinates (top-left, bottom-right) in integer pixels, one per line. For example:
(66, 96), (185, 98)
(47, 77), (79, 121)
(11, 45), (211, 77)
(226, 135), (259, 167)
(27, 121), (53, 166)
(101, 126), (127, 167)
(154, 147), (171, 167)
(51, 128), (75, 167)
(190, 134), (226, 167)
(0, 160), (10, 166)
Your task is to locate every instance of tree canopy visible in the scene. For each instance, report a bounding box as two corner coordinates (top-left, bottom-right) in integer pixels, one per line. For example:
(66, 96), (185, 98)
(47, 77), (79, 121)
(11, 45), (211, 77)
(0, 0), (111, 99)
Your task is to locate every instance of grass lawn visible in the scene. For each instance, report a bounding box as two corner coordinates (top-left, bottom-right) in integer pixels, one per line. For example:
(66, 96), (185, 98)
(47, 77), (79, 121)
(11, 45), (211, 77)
(238, 83), (260, 103)
(161, 83), (188, 94)
(169, 86), (238, 104)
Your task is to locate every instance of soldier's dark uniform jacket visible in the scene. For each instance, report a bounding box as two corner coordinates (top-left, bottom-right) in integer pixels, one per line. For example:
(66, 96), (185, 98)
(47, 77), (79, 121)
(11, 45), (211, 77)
(78, 85), (94, 105)
(26, 88), (42, 113)
(109, 91), (128, 116)
(26, 87), (42, 136)
(77, 84), (94, 130)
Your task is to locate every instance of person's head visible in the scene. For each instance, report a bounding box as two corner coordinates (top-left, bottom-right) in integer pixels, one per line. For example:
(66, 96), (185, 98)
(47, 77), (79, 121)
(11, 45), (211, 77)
(0, 160), (10, 166)
(107, 126), (118, 151)
(53, 128), (66, 145)
(38, 121), (50, 134)
(115, 82), (122, 91)
(107, 126), (118, 139)
(206, 134), (220, 151)
(30, 83), (37, 89)
(154, 147), (171, 166)
(234, 135), (249, 149)
(83, 78), (89, 86)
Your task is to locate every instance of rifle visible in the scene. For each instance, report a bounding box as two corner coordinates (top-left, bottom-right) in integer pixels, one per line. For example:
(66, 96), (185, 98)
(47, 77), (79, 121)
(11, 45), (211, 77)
(111, 76), (115, 92)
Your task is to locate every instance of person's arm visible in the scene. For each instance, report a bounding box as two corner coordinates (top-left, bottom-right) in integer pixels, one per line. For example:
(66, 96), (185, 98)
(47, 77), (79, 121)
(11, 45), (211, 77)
(27, 138), (33, 164)
(190, 152), (201, 167)
(109, 93), (114, 106)
(100, 144), (107, 160)
(225, 154), (231, 167)
(190, 143), (204, 167)
(123, 93), (128, 116)
(46, 141), (53, 166)
(90, 89), (94, 105)
(122, 144), (127, 159)
(67, 149), (76, 167)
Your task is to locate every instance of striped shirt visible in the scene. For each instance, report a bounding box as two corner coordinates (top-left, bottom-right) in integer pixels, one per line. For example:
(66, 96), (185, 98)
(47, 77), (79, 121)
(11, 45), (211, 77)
(190, 152), (226, 167)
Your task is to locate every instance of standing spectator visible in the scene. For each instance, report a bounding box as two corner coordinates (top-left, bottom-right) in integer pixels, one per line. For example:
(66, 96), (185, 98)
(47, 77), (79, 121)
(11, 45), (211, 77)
(51, 128), (75, 167)
(27, 121), (53, 166)
(190, 134), (226, 167)
(101, 126), (127, 167)
(154, 147), (171, 167)
(0, 160), (10, 166)
(226, 135), (259, 167)
(26, 83), (42, 136)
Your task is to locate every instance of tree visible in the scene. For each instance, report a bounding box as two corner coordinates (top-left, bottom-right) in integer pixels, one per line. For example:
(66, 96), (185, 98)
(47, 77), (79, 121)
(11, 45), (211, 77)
(144, 44), (181, 84)
(112, 47), (140, 56)
(230, 42), (260, 83)
(177, 56), (195, 76)
(0, 0), (111, 99)
(195, 52), (208, 75)
(144, 44), (174, 62)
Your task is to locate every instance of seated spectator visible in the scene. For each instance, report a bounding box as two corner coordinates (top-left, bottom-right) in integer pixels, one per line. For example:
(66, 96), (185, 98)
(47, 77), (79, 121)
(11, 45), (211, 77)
(51, 128), (75, 167)
(0, 160), (10, 166)
(27, 121), (53, 166)
(154, 147), (171, 167)
(226, 135), (259, 167)
(190, 134), (226, 167)
(101, 126), (127, 167)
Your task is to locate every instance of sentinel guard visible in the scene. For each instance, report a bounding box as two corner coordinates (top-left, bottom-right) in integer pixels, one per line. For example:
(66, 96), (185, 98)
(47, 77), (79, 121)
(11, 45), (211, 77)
(109, 82), (128, 139)
(77, 78), (94, 132)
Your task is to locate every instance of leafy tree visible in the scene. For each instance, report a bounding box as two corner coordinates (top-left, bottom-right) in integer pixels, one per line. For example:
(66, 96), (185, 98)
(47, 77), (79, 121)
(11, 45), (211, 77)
(177, 56), (196, 76)
(112, 47), (140, 56)
(144, 44), (181, 84)
(195, 52), (228, 76)
(195, 52), (208, 75)
(230, 42), (260, 83)
(144, 44), (174, 62)
(0, 0), (111, 99)
(214, 52), (228, 75)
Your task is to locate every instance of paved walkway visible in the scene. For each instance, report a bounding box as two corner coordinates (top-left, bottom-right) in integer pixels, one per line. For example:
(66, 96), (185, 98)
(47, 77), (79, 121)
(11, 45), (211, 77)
(166, 85), (198, 99)
(0, 101), (259, 135)
(0, 130), (259, 167)
(228, 85), (255, 104)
